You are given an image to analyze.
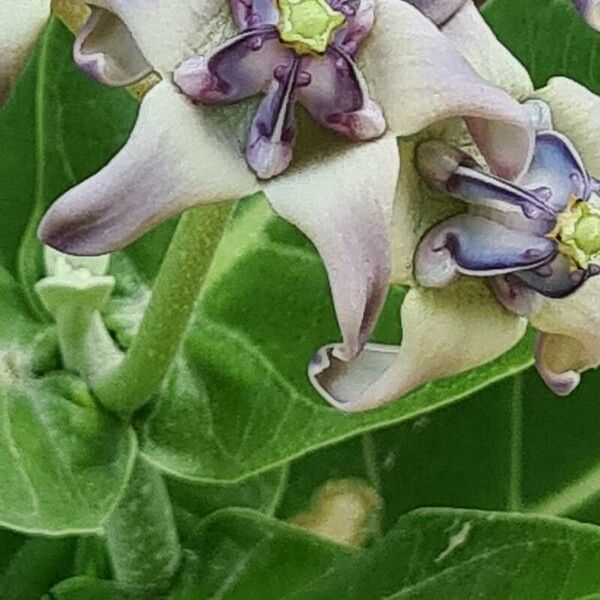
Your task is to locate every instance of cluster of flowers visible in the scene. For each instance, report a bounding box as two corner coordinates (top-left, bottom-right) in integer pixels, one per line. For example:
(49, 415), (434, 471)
(3, 0), (600, 411)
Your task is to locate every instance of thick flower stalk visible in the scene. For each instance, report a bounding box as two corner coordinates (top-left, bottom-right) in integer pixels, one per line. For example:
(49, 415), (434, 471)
(39, 0), (533, 378)
(310, 3), (600, 411)
(0, 0), (50, 105)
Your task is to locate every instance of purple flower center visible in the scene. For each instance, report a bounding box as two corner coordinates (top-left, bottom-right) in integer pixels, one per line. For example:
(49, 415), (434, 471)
(173, 0), (385, 179)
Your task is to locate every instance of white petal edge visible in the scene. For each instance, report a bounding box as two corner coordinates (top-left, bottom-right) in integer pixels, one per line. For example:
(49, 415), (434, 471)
(441, 0), (533, 100)
(264, 131), (399, 360)
(0, 0), (50, 105)
(74, 7), (152, 86)
(39, 82), (258, 255)
(89, 0), (235, 75)
(361, 0), (534, 181)
(529, 277), (600, 395)
(310, 279), (527, 412)
(534, 77), (600, 179)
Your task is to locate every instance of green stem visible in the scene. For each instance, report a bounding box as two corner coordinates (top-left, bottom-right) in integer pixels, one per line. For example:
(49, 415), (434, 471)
(104, 458), (181, 590)
(95, 202), (234, 415)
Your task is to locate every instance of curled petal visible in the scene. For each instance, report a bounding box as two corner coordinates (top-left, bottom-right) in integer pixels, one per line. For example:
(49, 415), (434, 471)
(403, 0), (467, 25)
(39, 82), (257, 255)
(490, 275), (541, 317)
(573, 0), (600, 30)
(265, 131), (399, 361)
(519, 131), (590, 213)
(299, 47), (385, 141)
(230, 0), (280, 28)
(74, 7), (152, 86)
(531, 276), (600, 394)
(0, 0), (50, 105)
(440, 0), (533, 101)
(535, 333), (581, 396)
(174, 28), (292, 104)
(310, 280), (527, 412)
(360, 0), (534, 180)
(246, 60), (300, 179)
(89, 0), (234, 75)
(535, 77), (600, 179)
(415, 214), (557, 287)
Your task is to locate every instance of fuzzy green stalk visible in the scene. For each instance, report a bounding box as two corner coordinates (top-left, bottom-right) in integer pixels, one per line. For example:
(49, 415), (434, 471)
(94, 202), (234, 415)
(104, 458), (181, 589)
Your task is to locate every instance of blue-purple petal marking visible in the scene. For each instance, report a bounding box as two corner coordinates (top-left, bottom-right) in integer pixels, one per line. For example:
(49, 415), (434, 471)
(415, 214), (557, 287)
(230, 0), (281, 28)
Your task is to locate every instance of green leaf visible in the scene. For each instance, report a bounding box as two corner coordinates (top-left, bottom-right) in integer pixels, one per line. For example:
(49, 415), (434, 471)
(286, 508), (600, 600)
(277, 377), (524, 535)
(485, 0), (600, 92)
(139, 197), (534, 483)
(0, 17), (136, 314)
(0, 267), (136, 535)
(0, 531), (76, 600)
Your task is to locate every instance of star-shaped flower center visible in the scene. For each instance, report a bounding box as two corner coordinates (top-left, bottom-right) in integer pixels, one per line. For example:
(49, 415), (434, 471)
(277, 0), (347, 55)
(548, 195), (600, 269)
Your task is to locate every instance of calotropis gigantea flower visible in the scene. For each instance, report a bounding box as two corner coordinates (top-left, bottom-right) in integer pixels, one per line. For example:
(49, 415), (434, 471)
(310, 3), (600, 412)
(38, 0), (534, 365)
(0, 0), (50, 105)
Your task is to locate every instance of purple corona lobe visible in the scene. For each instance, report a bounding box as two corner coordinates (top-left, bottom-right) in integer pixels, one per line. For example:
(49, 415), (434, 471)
(173, 0), (385, 179)
(416, 130), (600, 302)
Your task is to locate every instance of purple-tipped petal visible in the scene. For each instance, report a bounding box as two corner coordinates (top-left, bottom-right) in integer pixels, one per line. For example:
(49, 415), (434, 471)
(310, 282), (527, 412)
(519, 131), (590, 213)
(265, 131), (399, 361)
(299, 48), (385, 140)
(39, 82), (256, 255)
(173, 28), (291, 104)
(230, 0), (280, 28)
(573, 0), (600, 30)
(246, 60), (300, 179)
(404, 0), (467, 25)
(514, 254), (591, 299)
(74, 7), (152, 86)
(333, 0), (375, 54)
(415, 214), (557, 287)
(535, 333), (581, 396)
(360, 0), (534, 180)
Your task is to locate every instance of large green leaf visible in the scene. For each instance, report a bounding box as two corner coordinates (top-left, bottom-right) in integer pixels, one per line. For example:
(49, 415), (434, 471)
(0, 531), (76, 600)
(286, 508), (600, 600)
(139, 198), (534, 483)
(0, 267), (136, 534)
(0, 17), (137, 313)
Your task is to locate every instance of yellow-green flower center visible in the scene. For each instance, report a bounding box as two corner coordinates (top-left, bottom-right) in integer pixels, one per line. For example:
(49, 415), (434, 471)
(548, 195), (600, 268)
(277, 0), (346, 55)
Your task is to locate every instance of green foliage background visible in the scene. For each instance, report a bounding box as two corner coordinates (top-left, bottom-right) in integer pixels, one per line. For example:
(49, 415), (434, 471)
(3, 0), (600, 597)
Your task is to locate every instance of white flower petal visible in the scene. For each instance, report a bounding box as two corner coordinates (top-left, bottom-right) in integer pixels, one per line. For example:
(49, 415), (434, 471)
(89, 0), (235, 75)
(0, 0), (50, 105)
(361, 0), (534, 181)
(39, 82), (257, 255)
(534, 76), (600, 178)
(264, 129), (399, 360)
(310, 279), (527, 412)
(441, 0), (533, 100)
(529, 277), (600, 395)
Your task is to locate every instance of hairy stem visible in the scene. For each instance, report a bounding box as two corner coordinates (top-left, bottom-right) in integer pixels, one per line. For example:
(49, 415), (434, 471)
(104, 458), (181, 590)
(95, 203), (234, 415)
